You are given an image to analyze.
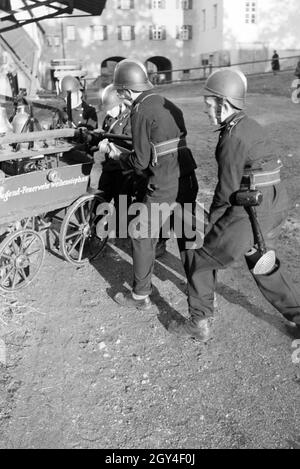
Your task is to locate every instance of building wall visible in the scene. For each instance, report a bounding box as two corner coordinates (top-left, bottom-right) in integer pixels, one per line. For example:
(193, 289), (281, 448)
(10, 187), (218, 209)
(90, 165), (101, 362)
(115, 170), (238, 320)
(256, 0), (300, 69)
(197, 0), (224, 57)
(222, 0), (300, 72)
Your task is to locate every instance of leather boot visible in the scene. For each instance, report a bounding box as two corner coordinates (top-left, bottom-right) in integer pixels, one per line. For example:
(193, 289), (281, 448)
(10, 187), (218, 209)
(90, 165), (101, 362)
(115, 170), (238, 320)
(114, 292), (152, 310)
(168, 316), (211, 341)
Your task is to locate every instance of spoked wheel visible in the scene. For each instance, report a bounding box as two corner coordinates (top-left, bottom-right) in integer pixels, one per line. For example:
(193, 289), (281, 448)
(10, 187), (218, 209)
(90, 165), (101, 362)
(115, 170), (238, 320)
(0, 229), (45, 292)
(59, 194), (108, 265)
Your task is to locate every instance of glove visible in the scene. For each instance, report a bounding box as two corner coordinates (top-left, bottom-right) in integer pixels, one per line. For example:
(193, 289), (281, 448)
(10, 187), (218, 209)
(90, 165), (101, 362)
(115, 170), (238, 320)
(75, 126), (92, 144)
(107, 142), (122, 160)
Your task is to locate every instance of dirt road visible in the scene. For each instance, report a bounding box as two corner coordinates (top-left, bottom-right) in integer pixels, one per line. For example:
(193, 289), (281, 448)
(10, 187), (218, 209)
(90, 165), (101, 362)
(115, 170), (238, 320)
(0, 81), (300, 449)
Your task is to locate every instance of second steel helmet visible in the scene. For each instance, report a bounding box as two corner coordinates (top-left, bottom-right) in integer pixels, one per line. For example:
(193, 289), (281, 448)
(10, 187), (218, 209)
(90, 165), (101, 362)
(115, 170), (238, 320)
(113, 59), (154, 92)
(60, 75), (81, 95)
(204, 69), (247, 109)
(100, 84), (122, 111)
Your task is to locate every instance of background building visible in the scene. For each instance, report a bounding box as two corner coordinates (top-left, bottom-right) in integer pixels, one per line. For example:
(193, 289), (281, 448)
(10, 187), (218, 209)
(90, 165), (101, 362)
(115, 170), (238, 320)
(1, 0), (300, 93)
(39, 0), (203, 88)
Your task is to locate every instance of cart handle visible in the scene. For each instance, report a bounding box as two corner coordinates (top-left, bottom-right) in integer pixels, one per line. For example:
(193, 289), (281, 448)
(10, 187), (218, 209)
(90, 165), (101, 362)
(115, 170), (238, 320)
(0, 129), (133, 146)
(0, 128), (77, 145)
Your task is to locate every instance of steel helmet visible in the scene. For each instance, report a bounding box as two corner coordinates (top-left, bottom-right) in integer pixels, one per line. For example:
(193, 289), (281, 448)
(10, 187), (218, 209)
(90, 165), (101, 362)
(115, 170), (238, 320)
(100, 84), (122, 111)
(113, 59), (154, 92)
(204, 69), (247, 109)
(60, 75), (81, 95)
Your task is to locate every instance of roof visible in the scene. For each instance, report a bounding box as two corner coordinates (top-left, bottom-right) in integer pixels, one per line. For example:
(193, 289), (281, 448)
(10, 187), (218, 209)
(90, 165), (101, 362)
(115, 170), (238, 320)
(0, 1), (11, 12)
(60, 1), (107, 15)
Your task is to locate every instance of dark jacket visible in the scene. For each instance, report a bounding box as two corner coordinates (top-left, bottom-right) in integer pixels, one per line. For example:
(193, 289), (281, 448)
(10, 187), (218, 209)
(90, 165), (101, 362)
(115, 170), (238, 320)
(271, 53), (280, 71)
(210, 111), (288, 224)
(120, 90), (197, 199)
(101, 107), (132, 172)
(65, 100), (98, 130)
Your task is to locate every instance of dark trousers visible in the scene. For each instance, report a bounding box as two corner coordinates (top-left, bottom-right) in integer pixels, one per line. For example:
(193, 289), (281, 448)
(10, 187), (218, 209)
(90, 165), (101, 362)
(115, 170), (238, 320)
(187, 184), (300, 326)
(131, 172), (199, 296)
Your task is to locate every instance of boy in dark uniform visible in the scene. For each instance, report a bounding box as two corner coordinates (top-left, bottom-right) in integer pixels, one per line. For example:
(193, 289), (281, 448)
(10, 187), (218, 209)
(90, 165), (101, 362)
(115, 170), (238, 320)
(170, 68), (300, 341)
(89, 84), (133, 201)
(90, 84), (168, 254)
(59, 75), (98, 130)
(56, 75), (98, 164)
(110, 59), (198, 309)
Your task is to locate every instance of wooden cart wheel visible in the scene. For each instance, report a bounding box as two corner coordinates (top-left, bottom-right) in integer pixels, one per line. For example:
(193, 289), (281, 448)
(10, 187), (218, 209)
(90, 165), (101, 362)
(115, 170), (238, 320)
(0, 229), (45, 292)
(59, 194), (108, 265)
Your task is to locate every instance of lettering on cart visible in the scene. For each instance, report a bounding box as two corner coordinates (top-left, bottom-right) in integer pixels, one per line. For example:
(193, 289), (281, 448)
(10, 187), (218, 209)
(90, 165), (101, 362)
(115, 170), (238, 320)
(0, 176), (89, 202)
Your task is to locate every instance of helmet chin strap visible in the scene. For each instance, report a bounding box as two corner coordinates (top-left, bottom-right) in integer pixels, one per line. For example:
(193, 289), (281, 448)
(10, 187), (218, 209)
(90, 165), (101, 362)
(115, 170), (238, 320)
(107, 104), (122, 118)
(119, 89), (133, 102)
(68, 90), (82, 109)
(216, 97), (225, 124)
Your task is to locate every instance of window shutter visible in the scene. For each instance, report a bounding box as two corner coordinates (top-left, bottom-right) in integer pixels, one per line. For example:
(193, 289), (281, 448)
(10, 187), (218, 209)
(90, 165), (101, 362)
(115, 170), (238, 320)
(130, 0), (134, 8)
(104, 25), (108, 40)
(189, 0), (193, 9)
(117, 0), (121, 9)
(176, 26), (180, 39)
(188, 25), (193, 39)
(131, 25), (135, 40)
(161, 0), (166, 7)
(117, 26), (122, 40)
(162, 26), (166, 40)
(149, 25), (153, 40)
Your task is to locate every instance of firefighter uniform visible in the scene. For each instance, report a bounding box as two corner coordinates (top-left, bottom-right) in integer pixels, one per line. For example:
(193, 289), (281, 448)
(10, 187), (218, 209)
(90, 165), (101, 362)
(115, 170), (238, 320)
(187, 110), (300, 327)
(70, 100), (98, 130)
(119, 90), (198, 297)
(62, 100), (98, 164)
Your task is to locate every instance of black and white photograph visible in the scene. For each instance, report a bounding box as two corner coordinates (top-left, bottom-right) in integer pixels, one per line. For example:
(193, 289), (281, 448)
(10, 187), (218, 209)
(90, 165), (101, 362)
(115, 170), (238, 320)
(0, 0), (299, 452)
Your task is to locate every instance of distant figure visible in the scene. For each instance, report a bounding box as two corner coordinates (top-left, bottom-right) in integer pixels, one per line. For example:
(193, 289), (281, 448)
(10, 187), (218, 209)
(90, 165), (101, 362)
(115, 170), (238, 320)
(271, 50), (280, 75)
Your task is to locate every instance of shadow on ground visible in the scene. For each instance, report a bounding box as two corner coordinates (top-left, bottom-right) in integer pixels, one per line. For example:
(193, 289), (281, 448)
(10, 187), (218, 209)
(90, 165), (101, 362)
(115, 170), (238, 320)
(90, 238), (296, 339)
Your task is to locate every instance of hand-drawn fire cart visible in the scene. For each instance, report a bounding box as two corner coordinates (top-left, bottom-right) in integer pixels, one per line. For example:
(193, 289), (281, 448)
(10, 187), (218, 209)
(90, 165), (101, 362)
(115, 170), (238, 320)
(0, 128), (107, 292)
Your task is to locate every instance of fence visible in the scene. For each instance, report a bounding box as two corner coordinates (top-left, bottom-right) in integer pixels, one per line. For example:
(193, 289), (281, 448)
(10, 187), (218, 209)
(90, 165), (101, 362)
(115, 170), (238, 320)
(146, 55), (300, 85)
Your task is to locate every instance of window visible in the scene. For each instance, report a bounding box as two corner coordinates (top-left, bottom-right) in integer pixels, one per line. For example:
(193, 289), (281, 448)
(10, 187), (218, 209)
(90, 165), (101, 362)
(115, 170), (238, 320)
(54, 36), (60, 47)
(118, 25), (135, 40)
(151, 0), (166, 8)
(202, 9), (206, 31)
(149, 25), (166, 40)
(92, 25), (107, 41)
(245, 1), (257, 24)
(117, 0), (134, 9)
(177, 0), (193, 9)
(213, 3), (218, 28)
(66, 25), (75, 41)
(176, 25), (193, 40)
